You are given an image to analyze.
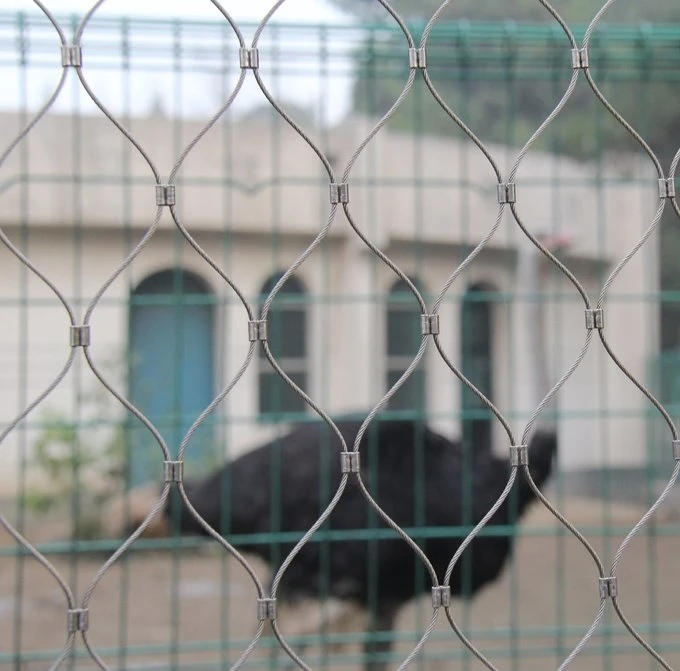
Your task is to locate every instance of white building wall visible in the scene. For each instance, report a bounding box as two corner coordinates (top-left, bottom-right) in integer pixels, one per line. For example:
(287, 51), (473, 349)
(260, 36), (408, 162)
(0, 112), (660, 495)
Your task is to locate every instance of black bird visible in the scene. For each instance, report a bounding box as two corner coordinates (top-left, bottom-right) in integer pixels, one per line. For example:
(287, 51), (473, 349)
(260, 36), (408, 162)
(107, 416), (557, 670)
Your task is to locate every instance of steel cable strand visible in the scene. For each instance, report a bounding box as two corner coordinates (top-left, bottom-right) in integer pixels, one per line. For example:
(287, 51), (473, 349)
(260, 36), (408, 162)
(320, 8), (448, 649)
(59, 0), (177, 602)
(252, 241), (357, 666)
(72, 3), (169, 326)
(345, 345), (442, 669)
(73, 1), (248, 322)
(0, 356), (81, 628)
(0, 0), (80, 448)
(418, 54), (520, 671)
(497, 4), (611, 664)
(421, 0), (578, 184)
(405, 3), (524, 663)
(331, 0), (424, 304)
(539, 1), (677, 665)
(169, 349), (277, 670)
(337, 77), (427, 315)
(176, 342), (257, 463)
(244, 9), (371, 664)
(166, 2), (247, 187)
(147, 4), (256, 561)
(1, 2), (69, 172)
(503, 0), (585, 324)
(0, 505), (78, 671)
(79, 13), (255, 608)
(78, 348), (268, 671)
(670, 147), (680, 221)
(72, 1), (162, 184)
(269, 474), (354, 671)
(65, 4), (175, 576)
(250, 5), (431, 662)
(492, 4), (614, 664)
(333, 4), (456, 627)
(422, 1), (582, 664)
(507, 0), (580, 185)
(423, 203), (516, 501)
(594, 331), (678, 670)
(521, 451), (608, 671)
(247, 0), (351, 430)
(442, 471), (519, 671)
(430, 302), (519, 666)
(580, 3), (678, 663)
(73, 354), (174, 670)
(165, 481), (271, 671)
(0, 4), (86, 668)
(508, 164), (606, 671)
(60, 9), (186, 529)
(607, 464), (680, 671)
(250, 2), (338, 182)
(430, 328), (515, 668)
(582, 2), (664, 180)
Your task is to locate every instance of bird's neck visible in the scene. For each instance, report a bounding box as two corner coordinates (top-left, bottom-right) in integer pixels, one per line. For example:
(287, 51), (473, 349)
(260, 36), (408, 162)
(518, 241), (554, 428)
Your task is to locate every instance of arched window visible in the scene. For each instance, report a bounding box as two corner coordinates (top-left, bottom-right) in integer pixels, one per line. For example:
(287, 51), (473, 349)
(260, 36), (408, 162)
(386, 278), (426, 413)
(128, 268), (214, 484)
(460, 283), (494, 451)
(258, 272), (308, 418)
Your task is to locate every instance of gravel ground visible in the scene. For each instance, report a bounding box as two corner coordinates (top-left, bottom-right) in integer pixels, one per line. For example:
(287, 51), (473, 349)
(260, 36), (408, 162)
(1, 497), (679, 671)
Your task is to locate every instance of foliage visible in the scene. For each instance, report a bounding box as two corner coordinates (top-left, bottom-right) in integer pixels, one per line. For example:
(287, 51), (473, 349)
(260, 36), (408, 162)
(25, 366), (127, 539)
(330, 0), (680, 24)
(349, 21), (680, 162)
(333, 2), (680, 346)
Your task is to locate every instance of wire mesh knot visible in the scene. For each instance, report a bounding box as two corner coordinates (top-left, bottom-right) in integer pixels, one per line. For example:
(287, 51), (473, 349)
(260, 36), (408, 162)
(408, 48), (427, 69)
(421, 314), (440, 335)
(61, 45), (82, 67)
(599, 576), (618, 599)
(155, 185), (176, 206)
(70, 325), (91, 347)
(585, 308), (604, 330)
(239, 48), (259, 69)
(67, 608), (89, 633)
(163, 461), (184, 483)
(257, 598), (276, 621)
(248, 320), (267, 342)
(658, 178), (676, 199)
(497, 182), (516, 204)
(431, 586), (451, 608)
(510, 444), (529, 467)
(330, 182), (349, 204)
(571, 48), (589, 69)
(340, 451), (360, 473)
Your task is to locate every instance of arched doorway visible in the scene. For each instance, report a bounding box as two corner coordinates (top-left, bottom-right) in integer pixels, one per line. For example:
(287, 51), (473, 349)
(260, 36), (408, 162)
(460, 283), (494, 452)
(128, 269), (215, 485)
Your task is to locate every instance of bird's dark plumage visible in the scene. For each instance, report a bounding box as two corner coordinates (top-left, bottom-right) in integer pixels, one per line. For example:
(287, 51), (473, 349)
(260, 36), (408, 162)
(142, 416), (556, 668)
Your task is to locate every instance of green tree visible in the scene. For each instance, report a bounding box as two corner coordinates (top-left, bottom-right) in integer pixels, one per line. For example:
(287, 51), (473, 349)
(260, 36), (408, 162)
(335, 0), (680, 348)
(331, 0), (679, 24)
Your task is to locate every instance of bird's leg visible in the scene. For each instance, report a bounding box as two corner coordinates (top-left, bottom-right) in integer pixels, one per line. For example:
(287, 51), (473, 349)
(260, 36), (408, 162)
(363, 607), (397, 671)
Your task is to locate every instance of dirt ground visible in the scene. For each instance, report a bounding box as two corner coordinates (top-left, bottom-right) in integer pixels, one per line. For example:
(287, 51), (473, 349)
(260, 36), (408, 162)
(1, 498), (679, 671)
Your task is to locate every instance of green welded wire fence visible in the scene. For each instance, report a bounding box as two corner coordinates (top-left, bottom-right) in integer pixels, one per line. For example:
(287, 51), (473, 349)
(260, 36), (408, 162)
(0, 4), (680, 671)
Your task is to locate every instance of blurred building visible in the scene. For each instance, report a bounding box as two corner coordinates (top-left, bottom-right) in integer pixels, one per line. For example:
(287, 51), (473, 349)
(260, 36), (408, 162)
(0, 111), (660, 492)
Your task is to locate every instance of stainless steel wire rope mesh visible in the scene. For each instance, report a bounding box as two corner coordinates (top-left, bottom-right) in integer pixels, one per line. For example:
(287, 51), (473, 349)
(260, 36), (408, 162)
(0, 0), (678, 669)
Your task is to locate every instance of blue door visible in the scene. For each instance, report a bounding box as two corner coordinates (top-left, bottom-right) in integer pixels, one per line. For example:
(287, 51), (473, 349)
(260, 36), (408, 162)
(128, 269), (214, 485)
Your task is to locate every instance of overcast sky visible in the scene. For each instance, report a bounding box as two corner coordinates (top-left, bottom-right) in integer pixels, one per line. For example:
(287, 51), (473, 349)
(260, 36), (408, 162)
(0, 1), (356, 124)
(4, 1), (352, 25)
